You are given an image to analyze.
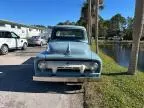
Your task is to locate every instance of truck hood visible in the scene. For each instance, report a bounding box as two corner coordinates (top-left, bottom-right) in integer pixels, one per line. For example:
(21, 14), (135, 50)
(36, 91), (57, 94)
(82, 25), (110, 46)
(36, 41), (102, 62)
(47, 41), (90, 56)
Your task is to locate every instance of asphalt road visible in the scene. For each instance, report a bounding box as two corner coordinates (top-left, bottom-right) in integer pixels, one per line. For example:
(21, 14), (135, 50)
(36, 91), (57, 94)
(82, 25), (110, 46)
(0, 46), (83, 108)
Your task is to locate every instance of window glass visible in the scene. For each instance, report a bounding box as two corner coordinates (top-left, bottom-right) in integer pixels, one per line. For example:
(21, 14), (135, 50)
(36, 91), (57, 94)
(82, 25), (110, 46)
(0, 32), (5, 38)
(0, 32), (9, 38)
(11, 32), (18, 38)
(51, 28), (84, 40)
(5, 32), (12, 38)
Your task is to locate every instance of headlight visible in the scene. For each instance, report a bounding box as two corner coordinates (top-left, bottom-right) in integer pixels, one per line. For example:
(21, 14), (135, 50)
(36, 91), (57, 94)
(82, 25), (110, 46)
(38, 61), (46, 70)
(90, 63), (98, 72)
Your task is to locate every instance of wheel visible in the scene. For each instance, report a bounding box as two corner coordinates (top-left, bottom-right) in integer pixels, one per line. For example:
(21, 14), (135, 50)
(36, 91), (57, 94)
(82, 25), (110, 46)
(0, 45), (8, 55)
(22, 43), (27, 50)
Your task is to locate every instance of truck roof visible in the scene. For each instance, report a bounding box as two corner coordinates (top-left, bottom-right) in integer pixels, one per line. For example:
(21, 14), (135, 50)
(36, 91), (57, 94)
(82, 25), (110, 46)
(54, 25), (86, 31)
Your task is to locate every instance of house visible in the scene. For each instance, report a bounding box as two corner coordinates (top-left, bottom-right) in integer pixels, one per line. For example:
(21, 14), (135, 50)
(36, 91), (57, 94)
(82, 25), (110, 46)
(0, 20), (45, 38)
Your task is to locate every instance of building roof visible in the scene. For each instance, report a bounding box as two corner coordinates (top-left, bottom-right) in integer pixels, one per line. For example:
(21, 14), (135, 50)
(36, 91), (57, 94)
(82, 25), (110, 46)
(0, 20), (45, 30)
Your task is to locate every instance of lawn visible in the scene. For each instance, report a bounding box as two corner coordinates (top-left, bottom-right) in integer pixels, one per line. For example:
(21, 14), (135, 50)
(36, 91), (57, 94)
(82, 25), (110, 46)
(84, 44), (144, 108)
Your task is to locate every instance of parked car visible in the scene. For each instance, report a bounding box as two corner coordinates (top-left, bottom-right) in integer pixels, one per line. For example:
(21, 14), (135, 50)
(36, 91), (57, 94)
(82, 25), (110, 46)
(33, 25), (102, 82)
(108, 36), (123, 41)
(0, 30), (28, 55)
(27, 36), (47, 46)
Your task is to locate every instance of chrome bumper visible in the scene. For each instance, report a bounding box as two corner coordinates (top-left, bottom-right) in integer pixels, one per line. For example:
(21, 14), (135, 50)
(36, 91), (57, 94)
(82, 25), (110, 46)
(33, 76), (100, 82)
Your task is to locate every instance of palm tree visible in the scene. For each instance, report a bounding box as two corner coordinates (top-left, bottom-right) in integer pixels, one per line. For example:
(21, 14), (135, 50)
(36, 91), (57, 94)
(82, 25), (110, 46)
(89, 0), (103, 53)
(78, 0), (103, 43)
(94, 0), (100, 54)
(128, 0), (144, 75)
(88, 0), (92, 43)
(91, 0), (103, 54)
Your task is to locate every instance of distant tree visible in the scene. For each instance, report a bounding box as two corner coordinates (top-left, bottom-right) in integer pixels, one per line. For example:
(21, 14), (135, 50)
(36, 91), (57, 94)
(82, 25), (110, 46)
(77, 2), (88, 27)
(77, 1), (135, 41)
(47, 26), (53, 29)
(77, 17), (87, 27)
(98, 18), (109, 38)
(57, 22), (64, 25)
(31, 25), (46, 28)
(102, 14), (126, 39)
(57, 20), (76, 25)
(127, 17), (134, 29)
(77, 0), (104, 28)
(110, 14), (126, 32)
(123, 30), (132, 40)
(123, 17), (134, 40)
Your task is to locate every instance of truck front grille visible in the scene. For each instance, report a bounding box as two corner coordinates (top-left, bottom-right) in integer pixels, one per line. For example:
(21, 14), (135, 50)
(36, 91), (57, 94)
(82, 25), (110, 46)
(57, 69), (80, 72)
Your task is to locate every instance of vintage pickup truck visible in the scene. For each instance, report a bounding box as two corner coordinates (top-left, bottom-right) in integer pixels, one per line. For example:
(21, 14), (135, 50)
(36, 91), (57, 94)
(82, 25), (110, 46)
(33, 25), (102, 82)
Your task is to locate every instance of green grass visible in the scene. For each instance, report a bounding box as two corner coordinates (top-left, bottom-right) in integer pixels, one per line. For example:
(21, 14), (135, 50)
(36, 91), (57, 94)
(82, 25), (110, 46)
(84, 44), (144, 108)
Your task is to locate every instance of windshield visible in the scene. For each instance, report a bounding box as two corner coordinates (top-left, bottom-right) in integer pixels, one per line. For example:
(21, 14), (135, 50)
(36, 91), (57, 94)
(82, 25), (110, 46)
(51, 28), (85, 41)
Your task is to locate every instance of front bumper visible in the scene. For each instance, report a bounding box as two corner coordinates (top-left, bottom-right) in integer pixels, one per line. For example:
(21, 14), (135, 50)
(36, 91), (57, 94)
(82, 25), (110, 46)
(33, 76), (100, 82)
(33, 70), (101, 82)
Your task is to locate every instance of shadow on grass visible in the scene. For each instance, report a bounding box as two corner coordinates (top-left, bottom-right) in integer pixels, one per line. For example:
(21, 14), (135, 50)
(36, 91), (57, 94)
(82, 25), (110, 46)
(0, 57), (82, 94)
(102, 72), (130, 76)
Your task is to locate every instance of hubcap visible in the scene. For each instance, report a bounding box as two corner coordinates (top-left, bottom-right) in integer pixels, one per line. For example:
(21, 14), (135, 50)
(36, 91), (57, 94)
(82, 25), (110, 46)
(2, 46), (8, 53)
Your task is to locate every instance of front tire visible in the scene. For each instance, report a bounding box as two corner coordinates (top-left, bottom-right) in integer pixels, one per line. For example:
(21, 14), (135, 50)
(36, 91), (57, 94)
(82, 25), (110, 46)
(22, 43), (27, 50)
(0, 45), (8, 55)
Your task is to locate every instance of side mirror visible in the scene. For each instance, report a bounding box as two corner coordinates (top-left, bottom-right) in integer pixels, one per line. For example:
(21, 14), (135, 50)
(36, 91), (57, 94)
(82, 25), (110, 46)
(17, 36), (20, 39)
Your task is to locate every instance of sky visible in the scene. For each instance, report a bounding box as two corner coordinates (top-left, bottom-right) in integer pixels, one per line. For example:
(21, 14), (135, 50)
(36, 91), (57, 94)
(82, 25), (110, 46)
(0, 0), (135, 26)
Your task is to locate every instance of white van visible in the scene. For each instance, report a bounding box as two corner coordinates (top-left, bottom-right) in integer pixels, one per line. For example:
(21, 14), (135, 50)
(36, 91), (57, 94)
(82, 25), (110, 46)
(0, 30), (28, 55)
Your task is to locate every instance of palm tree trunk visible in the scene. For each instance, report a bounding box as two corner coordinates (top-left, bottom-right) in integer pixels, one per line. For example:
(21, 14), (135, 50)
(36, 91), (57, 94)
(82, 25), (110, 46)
(128, 0), (144, 75)
(88, 0), (92, 44)
(95, 0), (99, 54)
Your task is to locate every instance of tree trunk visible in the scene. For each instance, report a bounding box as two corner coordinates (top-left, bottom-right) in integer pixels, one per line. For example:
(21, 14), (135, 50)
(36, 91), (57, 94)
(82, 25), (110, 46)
(128, 0), (144, 75)
(95, 0), (99, 54)
(88, 0), (92, 44)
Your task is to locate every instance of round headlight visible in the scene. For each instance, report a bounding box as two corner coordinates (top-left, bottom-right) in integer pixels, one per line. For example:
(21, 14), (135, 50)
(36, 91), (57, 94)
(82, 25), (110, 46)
(90, 63), (98, 72)
(38, 61), (46, 70)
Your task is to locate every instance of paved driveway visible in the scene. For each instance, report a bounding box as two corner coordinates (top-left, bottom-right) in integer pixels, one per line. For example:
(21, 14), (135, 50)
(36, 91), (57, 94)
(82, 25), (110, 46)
(0, 47), (83, 108)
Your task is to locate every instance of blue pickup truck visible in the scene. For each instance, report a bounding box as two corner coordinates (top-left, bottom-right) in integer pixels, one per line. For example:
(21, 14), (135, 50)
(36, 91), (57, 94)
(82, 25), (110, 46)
(33, 25), (102, 82)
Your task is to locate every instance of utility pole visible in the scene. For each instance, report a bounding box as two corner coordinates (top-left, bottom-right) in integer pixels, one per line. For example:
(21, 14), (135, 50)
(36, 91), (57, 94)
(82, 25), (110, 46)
(94, 0), (99, 54)
(88, 0), (92, 44)
(128, 0), (144, 75)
